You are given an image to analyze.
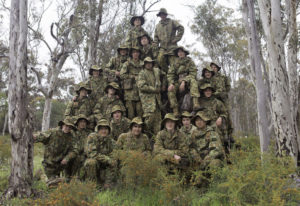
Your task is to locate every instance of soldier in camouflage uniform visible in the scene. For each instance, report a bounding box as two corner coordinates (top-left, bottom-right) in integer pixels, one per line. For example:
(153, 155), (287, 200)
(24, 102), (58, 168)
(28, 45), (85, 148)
(83, 119), (116, 187)
(125, 15), (149, 49)
(69, 114), (92, 178)
(86, 65), (107, 107)
(120, 47), (144, 119)
(137, 57), (162, 136)
(179, 111), (197, 140)
(110, 105), (131, 141)
(153, 113), (190, 174)
(93, 82), (126, 122)
(198, 83), (228, 146)
(167, 46), (200, 115)
(65, 82), (93, 126)
(116, 117), (151, 154)
(198, 66), (215, 87)
(138, 33), (158, 61)
(153, 8), (184, 74)
(210, 62), (234, 148)
(105, 44), (129, 84)
(33, 117), (76, 180)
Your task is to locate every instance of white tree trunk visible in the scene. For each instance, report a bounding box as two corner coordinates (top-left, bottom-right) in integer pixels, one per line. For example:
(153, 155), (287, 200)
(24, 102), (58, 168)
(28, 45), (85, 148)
(5, 0), (33, 198)
(257, 0), (299, 162)
(41, 96), (52, 131)
(243, 0), (271, 152)
(2, 112), (8, 136)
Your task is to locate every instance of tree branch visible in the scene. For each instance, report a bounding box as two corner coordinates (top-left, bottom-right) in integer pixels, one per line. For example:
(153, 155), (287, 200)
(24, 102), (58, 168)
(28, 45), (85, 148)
(28, 25), (53, 54)
(30, 67), (47, 97)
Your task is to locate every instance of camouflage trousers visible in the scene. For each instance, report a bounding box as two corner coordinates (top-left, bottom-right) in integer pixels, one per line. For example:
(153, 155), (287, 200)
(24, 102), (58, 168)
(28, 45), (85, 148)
(144, 108), (162, 137)
(157, 50), (176, 74)
(125, 100), (143, 119)
(84, 158), (115, 185)
(69, 155), (85, 179)
(168, 78), (200, 109)
(42, 161), (72, 180)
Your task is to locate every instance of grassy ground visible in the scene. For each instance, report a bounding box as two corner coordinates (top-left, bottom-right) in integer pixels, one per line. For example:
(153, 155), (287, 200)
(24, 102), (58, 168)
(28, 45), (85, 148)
(1, 135), (300, 206)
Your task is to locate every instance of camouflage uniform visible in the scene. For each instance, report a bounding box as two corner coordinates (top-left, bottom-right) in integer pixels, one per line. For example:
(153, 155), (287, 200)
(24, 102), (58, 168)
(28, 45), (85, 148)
(125, 16), (149, 49)
(167, 46), (200, 114)
(84, 119), (116, 185)
(86, 65), (108, 107)
(110, 105), (131, 141)
(120, 48), (144, 119)
(153, 113), (190, 172)
(69, 115), (92, 178)
(65, 82), (94, 125)
(137, 57), (162, 136)
(93, 82), (126, 121)
(105, 45), (129, 84)
(34, 118), (76, 179)
(179, 111), (197, 140)
(154, 8), (184, 73)
(138, 34), (158, 61)
(198, 66), (215, 89)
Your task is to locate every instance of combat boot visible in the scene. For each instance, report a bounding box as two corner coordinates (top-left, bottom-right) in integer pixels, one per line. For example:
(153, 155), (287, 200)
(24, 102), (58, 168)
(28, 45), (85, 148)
(193, 97), (201, 111)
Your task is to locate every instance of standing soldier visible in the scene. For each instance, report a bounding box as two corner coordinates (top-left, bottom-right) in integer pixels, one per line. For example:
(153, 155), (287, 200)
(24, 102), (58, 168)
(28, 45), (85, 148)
(153, 113), (190, 174)
(33, 117), (76, 181)
(120, 47), (144, 119)
(179, 111), (197, 140)
(153, 8), (184, 74)
(93, 82), (125, 121)
(105, 44), (129, 84)
(137, 57), (162, 136)
(65, 82), (93, 124)
(110, 105), (131, 141)
(86, 65), (107, 108)
(70, 114), (92, 178)
(167, 46), (200, 115)
(84, 119), (116, 188)
(125, 15), (149, 49)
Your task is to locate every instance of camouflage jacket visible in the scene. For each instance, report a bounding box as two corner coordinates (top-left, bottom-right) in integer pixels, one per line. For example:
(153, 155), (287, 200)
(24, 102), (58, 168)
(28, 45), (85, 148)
(125, 26), (149, 48)
(64, 96), (93, 121)
(84, 132), (115, 165)
(72, 128), (92, 157)
(105, 55), (129, 82)
(198, 77), (214, 89)
(116, 132), (151, 153)
(154, 18), (184, 53)
(86, 76), (107, 106)
(212, 73), (231, 102)
(153, 128), (189, 160)
(190, 126), (224, 167)
(34, 127), (74, 164)
(110, 117), (131, 141)
(140, 44), (158, 61)
(167, 57), (197, 85)
(198, 96), (228, 123)
(120, 59), (143, 101)
(179, 125), (197, 140)
(137, 67), (162, 114)
(94, 95), (126, 121)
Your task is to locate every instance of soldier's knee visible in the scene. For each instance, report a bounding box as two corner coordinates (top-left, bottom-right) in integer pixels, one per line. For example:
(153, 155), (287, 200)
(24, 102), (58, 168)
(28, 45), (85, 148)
(84, 158), (97, 168)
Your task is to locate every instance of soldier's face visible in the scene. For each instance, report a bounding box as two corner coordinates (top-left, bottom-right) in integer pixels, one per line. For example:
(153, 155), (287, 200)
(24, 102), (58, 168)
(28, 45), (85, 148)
(159, 14), (167, 20)
(108, 88), (116, 95)
(204, 88), (212, 98)
(134, 18), (142, 26)
(79, 89), (88, 97)
(92, 70), (100, 77)
(120, 49), (128, 56)
(195, 118), (206, 129)
(77, 119), (87, 129)
(211, 65), (218, 73)
(62, 125), (71, 133)
(113, 111), (122, 120)
(182, 117), (191, 128)
(98, 127), (109, 137)
(165, 120), (176, 131)
(177, 50), (186, 58)
(204, 70), (212, 79)
(141, 36), (149, 46)
(145, 62), (153, 70)
(131, 124), (142, 136)
(132, 50), (140, 59)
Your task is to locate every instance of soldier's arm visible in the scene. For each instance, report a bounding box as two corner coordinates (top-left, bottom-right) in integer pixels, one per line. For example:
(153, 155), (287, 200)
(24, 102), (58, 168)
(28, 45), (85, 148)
(93, 99), (104, 122)
(120, 62), (133, 80)
(84, 134), (98, 159)
(153, 27), (159, 44)
(63, 135), (77, 162)
(34, 129), (53, 144)
(187, 59), (198, 79)
(203, 131), (224, 164)
(104, 57), (117, 74)
(172, 20), (184, 43)
(153, 132), (176, 158)
(137, 71), (158, 93)
(64, 101), (73, 117)
(217, 101), (228, 121)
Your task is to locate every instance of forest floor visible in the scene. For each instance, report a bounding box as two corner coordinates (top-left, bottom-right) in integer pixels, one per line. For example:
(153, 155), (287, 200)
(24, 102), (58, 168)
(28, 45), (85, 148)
(1, 134), (300, 206)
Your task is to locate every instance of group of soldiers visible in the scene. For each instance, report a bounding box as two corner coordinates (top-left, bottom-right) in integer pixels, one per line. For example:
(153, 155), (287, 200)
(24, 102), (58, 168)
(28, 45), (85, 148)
(33, 8), (234, 188)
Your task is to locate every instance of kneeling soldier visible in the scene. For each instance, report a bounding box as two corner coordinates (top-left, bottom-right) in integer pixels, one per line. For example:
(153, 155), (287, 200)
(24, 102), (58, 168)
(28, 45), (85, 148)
(180, 111), (197, 140)
(33, 117), (76, 181)
(84, 119), (116, 187)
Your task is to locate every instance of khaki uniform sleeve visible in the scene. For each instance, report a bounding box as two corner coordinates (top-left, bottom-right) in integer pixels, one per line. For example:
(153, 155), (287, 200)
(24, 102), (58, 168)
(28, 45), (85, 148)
(137, 70), (158, 93)
(172, 20), (184, 43)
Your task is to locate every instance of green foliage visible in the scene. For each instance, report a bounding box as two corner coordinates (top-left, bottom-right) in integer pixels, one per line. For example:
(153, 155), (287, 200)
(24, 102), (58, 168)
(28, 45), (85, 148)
(0, 135), (10, 193)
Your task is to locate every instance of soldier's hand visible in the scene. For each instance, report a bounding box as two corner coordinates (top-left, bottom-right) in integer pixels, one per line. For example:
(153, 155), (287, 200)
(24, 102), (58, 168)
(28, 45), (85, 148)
(174, 154), (181, 160)
(72, 96), (77, 101)
(179, 81), (185, 92)
(61, 159), (68, 165)
(216, 117), (222, 127)
(168, 84), (175, 92)
(115, 71), (120, 76)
